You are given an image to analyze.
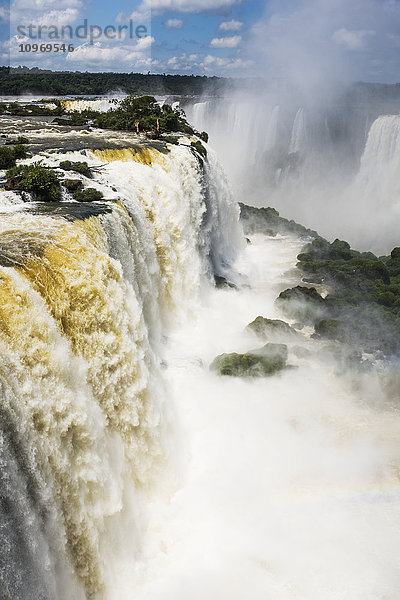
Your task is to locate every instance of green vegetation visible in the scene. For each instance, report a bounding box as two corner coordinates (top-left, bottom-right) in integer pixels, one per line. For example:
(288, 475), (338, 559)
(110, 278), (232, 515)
(314, 319), (343, 341)
(16, 136), (29, 144)
(0, 146), (18, 169)
(94, 95), (194, 136)
(74, 188), (104, 202)
(0, 144), (28, 169)
(62, 179), (83, 192)
(0, 67), (229, 96)
(59, 160), (92, 178)
(54, 112), (90, 126)
(277, 286), (327, 325)
(5, 163), (61, 201)
(12, 144), (28, 159)
(61, 177), (103, 201)
(190, 140), (207, 158)
(162, 135), (179, 145)
(241, 203), (400, 356)
(0, 88), (206, 139)
(210, 343), (288, 377)
(279, 239), (400, 355)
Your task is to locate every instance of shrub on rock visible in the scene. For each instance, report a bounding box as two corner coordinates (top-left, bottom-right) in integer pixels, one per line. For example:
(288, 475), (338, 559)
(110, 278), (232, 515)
(59, 160), (92, 178)
(0, 146), (16, 169)
(5, 163), (61, 201)
(63, 179), (84, 192)
(74, 187), (104, 202)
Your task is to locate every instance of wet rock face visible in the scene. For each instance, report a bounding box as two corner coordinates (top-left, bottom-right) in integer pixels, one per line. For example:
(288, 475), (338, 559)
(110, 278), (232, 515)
(210, 343), (288, 378)
(247, 316), (299, 341)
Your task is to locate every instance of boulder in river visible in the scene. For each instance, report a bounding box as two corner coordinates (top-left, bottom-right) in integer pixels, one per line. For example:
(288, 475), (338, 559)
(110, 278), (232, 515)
(210, 343), (288, 377)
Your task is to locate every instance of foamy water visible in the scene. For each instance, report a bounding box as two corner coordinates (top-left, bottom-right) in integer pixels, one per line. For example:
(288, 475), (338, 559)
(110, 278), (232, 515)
(128, 234), (400, 600)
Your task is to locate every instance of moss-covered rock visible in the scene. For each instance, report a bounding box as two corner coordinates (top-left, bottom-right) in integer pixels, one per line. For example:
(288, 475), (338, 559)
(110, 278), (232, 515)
(247, 316), (299, 340)
(239, 204), (320, 239)
(210, 343), (288, 377)
(276, 286), (326, 324)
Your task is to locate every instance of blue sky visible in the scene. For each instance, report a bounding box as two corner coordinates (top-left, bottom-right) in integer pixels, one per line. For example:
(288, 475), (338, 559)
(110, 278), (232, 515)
(0, 0), (265, 74)
(1, 0), (400, 82)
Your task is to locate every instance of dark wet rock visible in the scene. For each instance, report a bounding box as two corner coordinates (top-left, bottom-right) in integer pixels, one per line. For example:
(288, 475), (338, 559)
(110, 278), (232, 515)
(18, 201), (113, 221)
(214, 275), (237, 289)
(239, 204), (320, 239)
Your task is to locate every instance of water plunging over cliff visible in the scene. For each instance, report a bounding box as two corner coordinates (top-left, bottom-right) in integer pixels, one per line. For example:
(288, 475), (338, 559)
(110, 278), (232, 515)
(0, 138), (242, 599)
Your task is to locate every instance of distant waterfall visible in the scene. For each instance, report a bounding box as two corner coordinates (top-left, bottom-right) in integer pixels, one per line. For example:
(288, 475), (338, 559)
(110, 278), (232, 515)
(289, 108), (307, 154)
(0, 142), (242, 598)
(355, 115), (400, 202)
(187, 100), (281, 185)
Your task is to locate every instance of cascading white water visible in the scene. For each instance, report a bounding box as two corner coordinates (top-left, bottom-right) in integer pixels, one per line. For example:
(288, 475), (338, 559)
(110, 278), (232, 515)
(353, 115), (400, 208)
(324, 114), (400, 253)
(1, 111), (400, 600)
(62, 98), (123, 113)
(187, 100), (282, 185)
(289, 107), (307, 154)
(128, 232), (400, 600)
(0, 139), (242, 599)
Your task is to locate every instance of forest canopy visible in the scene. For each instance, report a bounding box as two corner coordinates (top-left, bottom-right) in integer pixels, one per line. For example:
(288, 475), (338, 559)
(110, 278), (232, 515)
(0, 67), (231, 96)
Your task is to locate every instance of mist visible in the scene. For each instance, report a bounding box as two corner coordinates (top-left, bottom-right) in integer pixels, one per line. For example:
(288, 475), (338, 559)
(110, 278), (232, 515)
(187, 0), (400, 254)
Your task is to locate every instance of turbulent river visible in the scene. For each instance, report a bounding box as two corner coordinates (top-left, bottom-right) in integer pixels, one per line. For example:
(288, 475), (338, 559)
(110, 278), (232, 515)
(0, 114), (400, 600)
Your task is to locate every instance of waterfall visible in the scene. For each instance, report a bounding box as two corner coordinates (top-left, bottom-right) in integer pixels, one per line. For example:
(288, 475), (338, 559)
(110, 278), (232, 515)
(187, 99), (281, 188)
(332, 115), (400, 252)
(354, 115), (400, 205)
(289, 107), (307, 154)
(0, 142), (242, 598)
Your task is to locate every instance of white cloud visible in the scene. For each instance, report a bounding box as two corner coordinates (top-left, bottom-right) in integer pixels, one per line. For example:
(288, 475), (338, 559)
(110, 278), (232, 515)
(332, 28), (375, 50)
(131, 0), (241, 20)
(28, 8), (79, 28)
(0, 5), (10, 21)
(201, 54), (252, 70)
(244, 0), (400, 89)
(163, 50), (252, 73)
(219, 19), (242, 31)
(164, 18), (183, 29)
(12, 0), (82, 10)
(209, 35), (241, 48)
(66, 41), (153, 68)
